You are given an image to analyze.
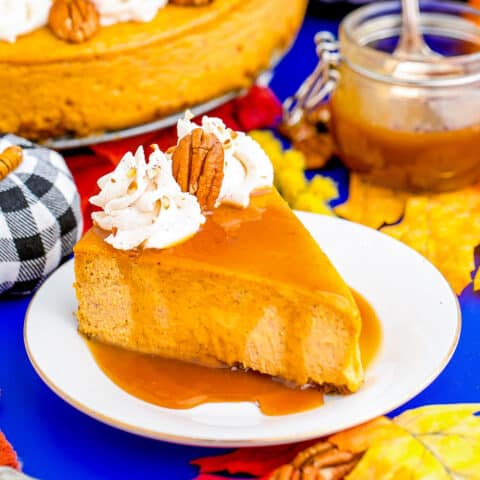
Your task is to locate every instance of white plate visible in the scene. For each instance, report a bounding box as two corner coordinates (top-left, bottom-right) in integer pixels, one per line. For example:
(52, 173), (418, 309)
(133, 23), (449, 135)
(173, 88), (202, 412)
(24, 213), (461, 447)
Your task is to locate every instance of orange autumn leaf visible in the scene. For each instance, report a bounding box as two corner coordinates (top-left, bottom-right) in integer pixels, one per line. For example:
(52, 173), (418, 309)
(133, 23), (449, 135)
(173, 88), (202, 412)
(381, 185), (480, 294)
(335, 174), (406, 229)
(475, 268), (480, 291)
(469, 0), (480, 11)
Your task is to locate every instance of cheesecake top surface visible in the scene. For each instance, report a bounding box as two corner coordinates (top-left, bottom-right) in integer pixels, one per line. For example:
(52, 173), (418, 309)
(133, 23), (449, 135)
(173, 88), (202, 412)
(76, 189), (354, 299)
(0, 0), (247, 63)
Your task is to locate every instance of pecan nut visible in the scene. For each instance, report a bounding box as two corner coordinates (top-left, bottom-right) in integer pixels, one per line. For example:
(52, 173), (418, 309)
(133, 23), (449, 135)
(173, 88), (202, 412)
(270, 441), (361, 480)
(0, 146), (23, 182)
(48, 0), (100, 43)
(172, 128), (224, 211)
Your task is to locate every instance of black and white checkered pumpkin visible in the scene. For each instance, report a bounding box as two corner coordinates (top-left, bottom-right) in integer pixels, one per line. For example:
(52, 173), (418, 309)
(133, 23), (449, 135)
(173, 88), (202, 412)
(0, 134), (82, 295)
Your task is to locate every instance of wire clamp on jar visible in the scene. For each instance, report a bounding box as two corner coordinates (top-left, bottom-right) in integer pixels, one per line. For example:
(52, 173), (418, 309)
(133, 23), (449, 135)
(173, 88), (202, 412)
(283, 31), (340, 126)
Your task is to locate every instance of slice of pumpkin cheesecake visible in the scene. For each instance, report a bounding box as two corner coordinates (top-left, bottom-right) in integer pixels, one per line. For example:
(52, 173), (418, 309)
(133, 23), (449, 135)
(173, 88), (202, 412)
(74, 115), (363, 393)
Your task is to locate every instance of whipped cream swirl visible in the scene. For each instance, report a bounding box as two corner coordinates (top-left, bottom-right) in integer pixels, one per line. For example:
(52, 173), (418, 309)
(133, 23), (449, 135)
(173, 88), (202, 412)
(93, 0), (168, 26)
(0, 0), (52, 43)
(176, 114), (274, 208)
(0, 0), (167, 42)
(90, 145), (205, 250)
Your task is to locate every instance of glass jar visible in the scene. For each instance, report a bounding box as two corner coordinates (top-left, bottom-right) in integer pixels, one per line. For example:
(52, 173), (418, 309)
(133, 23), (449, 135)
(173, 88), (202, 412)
(293, 0), (480, 192)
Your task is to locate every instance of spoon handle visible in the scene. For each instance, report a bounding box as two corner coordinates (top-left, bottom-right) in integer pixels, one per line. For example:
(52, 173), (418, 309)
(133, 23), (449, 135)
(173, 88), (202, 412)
(397, 0), (429, 56)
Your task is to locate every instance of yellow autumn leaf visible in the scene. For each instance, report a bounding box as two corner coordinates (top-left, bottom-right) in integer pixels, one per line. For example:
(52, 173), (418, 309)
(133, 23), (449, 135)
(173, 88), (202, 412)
(293, 176), (339, 215)
(248, 130), (285, 171)
(283, 149), (306, 171)
(250, 129), (338, 214)
(307, 175), (339, 203)
(382, 186), (480, 294)
(275, 168), (307, 205)
(474, 268), (480, 291)
(334, 174), (406, 229)
(293, 191), (334, 215)
(395, 404), (480, 478)
(348, 433), (450, 479)
(346, 404), (480, 480)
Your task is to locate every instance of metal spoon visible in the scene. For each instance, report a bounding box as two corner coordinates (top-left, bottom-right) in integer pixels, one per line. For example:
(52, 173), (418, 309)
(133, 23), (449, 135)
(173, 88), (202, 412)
(390, 0), (453, 130)
(394, 0), (439, 60)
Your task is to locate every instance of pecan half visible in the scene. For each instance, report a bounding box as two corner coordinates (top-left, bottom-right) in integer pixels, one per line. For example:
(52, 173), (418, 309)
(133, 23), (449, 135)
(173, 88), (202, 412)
(171, 128), (224, 211)
(0, 146), (23, 182)
(169, 0), (213, 5)
(48, 0), (100, 43)
(270, 441), (361, 480)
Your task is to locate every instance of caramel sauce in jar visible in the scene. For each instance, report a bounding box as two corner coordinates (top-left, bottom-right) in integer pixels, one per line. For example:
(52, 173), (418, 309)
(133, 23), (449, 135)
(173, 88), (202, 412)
(325, 1), (480, 192)
(85, 290), (381, 416)
(330, 90), (480, 192)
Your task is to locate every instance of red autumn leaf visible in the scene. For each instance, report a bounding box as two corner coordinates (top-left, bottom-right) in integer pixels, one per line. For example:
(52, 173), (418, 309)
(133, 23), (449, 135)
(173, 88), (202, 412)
(234, 85), (283, 131)
(89, 86), (281, 166)
(66, 154), (113, 232)
(91, 130), (174, 166)
(207, 101), (241, 131)
(0, 431), (19, 470)
(191, 440), (316, 477)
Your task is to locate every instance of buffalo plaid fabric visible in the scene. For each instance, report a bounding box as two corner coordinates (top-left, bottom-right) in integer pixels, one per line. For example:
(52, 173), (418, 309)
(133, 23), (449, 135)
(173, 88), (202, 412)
(0, 134), (82, 295)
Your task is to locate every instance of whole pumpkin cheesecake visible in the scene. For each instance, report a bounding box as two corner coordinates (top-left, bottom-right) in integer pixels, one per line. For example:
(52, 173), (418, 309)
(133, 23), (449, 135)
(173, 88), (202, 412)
(0, 0), (306, 141)
(74, 114), (364, 393)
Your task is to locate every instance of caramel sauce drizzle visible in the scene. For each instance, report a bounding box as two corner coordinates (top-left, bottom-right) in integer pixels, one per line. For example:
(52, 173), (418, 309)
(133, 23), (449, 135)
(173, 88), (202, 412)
(86, 290), (381, 416)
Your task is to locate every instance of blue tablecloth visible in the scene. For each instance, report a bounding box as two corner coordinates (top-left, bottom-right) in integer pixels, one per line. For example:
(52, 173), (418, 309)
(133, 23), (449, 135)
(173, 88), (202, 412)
(1, 13), (479, 480)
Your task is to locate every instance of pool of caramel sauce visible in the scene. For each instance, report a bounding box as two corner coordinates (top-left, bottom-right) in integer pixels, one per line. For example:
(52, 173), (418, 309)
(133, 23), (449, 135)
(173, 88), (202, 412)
(86, 291), (381, 416)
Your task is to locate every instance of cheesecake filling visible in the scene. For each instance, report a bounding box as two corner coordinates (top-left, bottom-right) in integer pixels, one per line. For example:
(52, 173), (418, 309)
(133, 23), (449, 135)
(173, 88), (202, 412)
(0, 0), (168, 42)
(177, 113), (274, 208)
(90, 145), (205, 250)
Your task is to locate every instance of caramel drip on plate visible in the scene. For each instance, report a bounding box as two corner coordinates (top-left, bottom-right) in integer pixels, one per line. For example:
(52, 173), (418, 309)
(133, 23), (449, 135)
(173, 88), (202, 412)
(85, 289), (381, 416)
(353, 290), (382, 369)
